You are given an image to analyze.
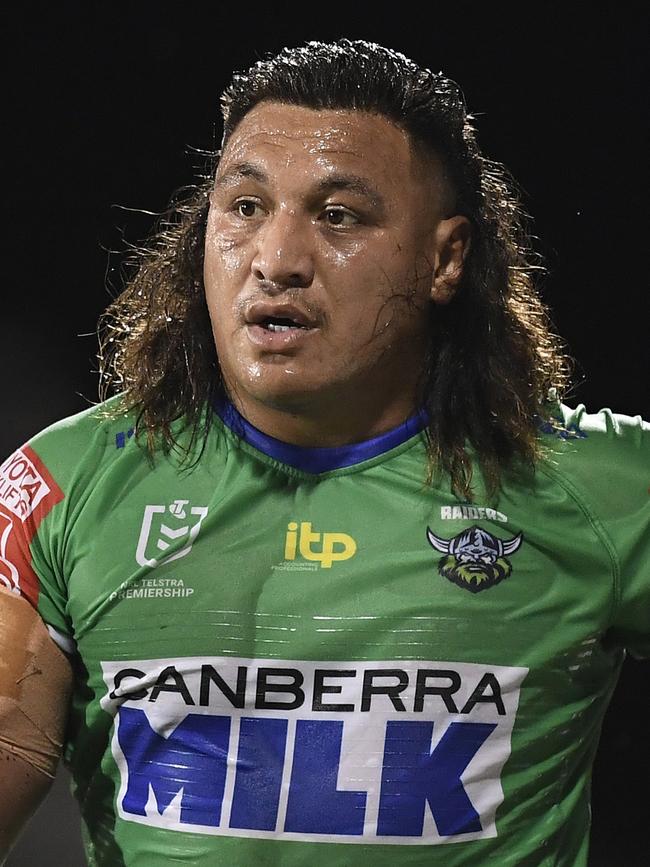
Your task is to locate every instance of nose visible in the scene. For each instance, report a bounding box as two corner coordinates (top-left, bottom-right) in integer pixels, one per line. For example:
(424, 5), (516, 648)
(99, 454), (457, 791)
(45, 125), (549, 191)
(251, 210), (315, 290)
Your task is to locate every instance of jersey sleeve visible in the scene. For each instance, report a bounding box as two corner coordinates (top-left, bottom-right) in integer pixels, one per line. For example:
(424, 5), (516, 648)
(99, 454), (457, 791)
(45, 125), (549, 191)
(0, 399), (129, 653)
(0, 442), (72, 647)
(553, 405), (650, 658)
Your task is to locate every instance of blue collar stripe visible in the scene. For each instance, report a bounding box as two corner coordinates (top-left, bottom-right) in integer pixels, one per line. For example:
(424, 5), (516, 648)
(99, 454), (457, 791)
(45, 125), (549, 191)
(214, 399), (427, 474)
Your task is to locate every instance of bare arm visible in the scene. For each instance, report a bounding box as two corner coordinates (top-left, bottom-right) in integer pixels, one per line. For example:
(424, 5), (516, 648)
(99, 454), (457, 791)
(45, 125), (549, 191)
(0, 587), (73, 857)
(0, 749), (55, 855)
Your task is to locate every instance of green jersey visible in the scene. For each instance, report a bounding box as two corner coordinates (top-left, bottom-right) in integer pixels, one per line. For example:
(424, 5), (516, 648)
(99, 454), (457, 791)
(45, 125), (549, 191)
(1, 399), (648, 866)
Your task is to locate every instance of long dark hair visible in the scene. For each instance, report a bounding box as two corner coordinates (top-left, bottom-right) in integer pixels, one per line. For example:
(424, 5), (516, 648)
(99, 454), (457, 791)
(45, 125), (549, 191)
(98, 39), (571, 498)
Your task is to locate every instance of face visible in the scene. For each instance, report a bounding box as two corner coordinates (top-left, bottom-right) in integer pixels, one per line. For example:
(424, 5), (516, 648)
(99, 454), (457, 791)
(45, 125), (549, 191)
(204, 101), (468, 441)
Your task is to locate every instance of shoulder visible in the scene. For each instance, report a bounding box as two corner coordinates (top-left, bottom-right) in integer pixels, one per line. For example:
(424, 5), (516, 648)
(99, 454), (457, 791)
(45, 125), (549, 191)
(1, 397), (145, 522)
(537, 402), (649, 517)
(29, 394), (134, 446)
(538, 402), (648, 458)
(0, 398), (139, 608)
(5, 398), (222, 511)
(538, 401), (648, 442)
(18, 395), (138, 482)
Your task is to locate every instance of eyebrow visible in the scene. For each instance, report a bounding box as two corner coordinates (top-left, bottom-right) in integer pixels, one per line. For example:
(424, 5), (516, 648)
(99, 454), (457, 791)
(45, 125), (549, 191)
(313, 173), (385, 210)
(213, 161), (268, 188)
(214, 163), (385, 210)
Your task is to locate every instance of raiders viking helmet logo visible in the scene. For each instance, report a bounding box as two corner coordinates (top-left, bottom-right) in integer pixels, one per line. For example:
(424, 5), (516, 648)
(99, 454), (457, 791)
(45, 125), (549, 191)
(426, 525), (524, 593)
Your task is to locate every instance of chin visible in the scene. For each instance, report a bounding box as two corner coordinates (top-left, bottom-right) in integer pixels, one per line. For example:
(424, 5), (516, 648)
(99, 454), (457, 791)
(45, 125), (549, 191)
(233, 369), (323, 411)
(256, 384), (322, 413)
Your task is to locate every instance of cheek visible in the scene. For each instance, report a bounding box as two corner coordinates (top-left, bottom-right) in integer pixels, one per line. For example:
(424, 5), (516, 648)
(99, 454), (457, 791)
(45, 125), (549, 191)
(203, 219), (250, 288)
(334, 253), (420, 318)
(319, 234), (367, 269)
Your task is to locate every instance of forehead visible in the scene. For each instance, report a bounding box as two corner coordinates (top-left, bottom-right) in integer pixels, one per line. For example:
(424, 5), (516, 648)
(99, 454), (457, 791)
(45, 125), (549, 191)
(217, 101), (432, 191)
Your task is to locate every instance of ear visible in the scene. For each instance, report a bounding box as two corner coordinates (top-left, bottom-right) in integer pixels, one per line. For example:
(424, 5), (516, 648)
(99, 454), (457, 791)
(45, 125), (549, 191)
(430, 216), (471, 305)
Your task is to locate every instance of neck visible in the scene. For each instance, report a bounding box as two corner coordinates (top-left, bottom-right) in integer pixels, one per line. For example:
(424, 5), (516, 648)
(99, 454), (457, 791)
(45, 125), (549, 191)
(215, 395), (428, 474)
(223, 385), (422, 448)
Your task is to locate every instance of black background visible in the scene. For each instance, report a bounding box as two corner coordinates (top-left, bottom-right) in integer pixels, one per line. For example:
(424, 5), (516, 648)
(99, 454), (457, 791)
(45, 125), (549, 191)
(4, 4), (649, 865)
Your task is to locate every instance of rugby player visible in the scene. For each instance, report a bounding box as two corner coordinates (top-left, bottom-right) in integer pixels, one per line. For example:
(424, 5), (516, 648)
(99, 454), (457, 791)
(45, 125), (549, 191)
(1, 39), (648, 865)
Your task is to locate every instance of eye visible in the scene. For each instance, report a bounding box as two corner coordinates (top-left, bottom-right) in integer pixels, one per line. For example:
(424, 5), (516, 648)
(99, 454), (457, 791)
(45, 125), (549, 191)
(322, 206), (359, 228)
(234, 199), (262, 218)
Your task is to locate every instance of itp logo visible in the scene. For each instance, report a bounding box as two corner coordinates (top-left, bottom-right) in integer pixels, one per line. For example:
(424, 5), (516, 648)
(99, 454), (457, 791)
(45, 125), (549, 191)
(284, 521), (356, 569)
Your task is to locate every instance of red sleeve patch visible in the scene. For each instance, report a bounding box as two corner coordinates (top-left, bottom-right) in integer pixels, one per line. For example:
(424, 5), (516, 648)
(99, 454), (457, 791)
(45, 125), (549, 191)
(0, 445), (64, 607)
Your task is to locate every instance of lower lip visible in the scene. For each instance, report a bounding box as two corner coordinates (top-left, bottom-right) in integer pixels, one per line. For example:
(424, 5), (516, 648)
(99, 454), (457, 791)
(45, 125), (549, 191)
(245, 324), (318, 350)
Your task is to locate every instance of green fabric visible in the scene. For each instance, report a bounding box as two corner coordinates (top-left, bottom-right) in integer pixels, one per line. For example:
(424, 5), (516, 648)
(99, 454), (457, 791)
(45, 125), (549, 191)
(3, 399), (648, 866)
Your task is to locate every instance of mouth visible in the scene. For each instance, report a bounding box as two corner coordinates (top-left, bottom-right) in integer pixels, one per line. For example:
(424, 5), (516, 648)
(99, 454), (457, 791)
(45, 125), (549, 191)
(244, 303), (319, 349)
(256, 315), (311, 333)
(245, 303), (317, 328)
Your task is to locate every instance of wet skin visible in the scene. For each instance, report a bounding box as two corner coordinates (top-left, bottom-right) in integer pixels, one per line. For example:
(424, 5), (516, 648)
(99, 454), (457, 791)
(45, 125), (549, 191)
(204, 102), (470, 446)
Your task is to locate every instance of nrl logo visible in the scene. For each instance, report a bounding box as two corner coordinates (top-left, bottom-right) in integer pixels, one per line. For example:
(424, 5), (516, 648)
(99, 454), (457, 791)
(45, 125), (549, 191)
(136, 499), (208, 568)
(426, 525), (523, 594)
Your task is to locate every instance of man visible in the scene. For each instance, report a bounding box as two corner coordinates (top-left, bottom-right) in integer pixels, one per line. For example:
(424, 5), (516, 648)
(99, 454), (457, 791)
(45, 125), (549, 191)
(1, 39), (647, 866)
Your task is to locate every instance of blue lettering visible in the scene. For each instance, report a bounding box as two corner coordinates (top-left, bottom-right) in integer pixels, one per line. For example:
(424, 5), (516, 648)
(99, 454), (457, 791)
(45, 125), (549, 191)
(377, 720), (496, 837)
(115, 709), (499, 839)
(117, 707), (230, 827)
(229, 717), (288, 831)
(284, 720), (366, 835)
